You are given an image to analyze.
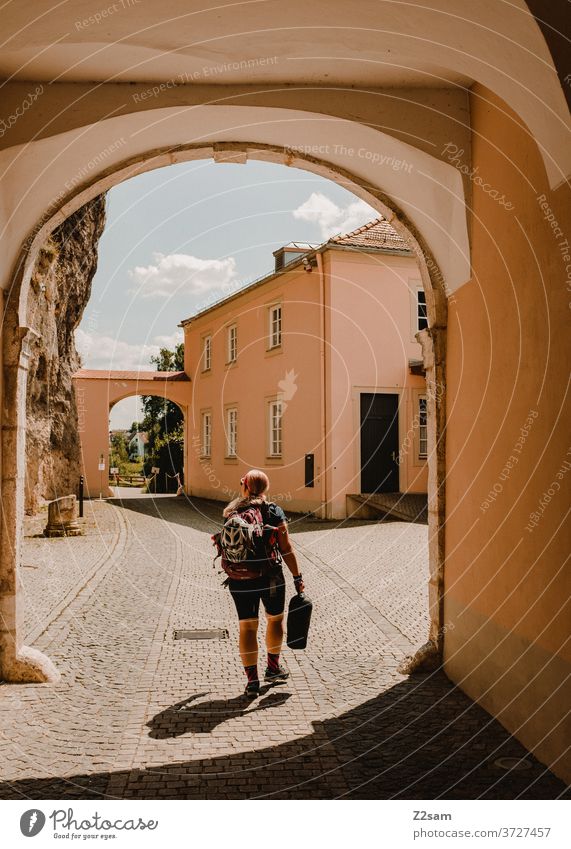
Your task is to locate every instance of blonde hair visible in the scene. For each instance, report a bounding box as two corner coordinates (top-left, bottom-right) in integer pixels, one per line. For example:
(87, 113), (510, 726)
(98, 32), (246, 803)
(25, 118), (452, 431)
(223, 469), (270, 517)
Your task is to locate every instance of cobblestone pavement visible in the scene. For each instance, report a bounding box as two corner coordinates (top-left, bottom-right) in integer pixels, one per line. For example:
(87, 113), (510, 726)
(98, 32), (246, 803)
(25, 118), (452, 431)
(0, 497), (568, 800)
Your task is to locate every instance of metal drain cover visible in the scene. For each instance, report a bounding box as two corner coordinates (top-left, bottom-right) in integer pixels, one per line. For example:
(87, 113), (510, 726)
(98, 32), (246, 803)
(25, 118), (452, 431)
(174, 628), (229, 641)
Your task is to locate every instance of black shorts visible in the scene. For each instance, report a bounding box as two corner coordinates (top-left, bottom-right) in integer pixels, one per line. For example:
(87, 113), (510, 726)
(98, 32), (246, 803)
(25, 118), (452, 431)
(228, 571), (286, 621)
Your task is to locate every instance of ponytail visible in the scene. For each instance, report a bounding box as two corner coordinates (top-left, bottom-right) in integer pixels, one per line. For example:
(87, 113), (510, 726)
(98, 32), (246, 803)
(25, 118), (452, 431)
(223, 468), (270, 518)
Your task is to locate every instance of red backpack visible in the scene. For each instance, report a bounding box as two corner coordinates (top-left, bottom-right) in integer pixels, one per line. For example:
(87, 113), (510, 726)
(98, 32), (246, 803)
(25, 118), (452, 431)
(212, 501), (282, 580)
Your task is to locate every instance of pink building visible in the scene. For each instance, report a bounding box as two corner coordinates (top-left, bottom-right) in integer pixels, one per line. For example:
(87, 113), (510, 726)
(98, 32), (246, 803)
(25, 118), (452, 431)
(182, 220), (427, 519)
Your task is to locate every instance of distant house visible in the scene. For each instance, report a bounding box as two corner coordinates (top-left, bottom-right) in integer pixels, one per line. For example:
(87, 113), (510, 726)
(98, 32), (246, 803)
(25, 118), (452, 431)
(128, 431), (148, 460)
(181, 219), (428, 519)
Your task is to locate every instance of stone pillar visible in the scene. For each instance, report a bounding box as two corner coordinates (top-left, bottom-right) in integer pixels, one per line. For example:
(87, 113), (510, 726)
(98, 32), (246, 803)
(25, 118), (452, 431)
(422, 326), (447, 645)
(0, 316), (60, 683)
(398, 321), (447, 673)
(74, 376), (114, 498)
(44, 495), (81, 537)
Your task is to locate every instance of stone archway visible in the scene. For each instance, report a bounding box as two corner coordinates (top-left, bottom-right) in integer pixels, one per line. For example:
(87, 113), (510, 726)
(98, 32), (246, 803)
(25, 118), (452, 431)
(73, 370), (190, 499)
(1, 141), (449, 684)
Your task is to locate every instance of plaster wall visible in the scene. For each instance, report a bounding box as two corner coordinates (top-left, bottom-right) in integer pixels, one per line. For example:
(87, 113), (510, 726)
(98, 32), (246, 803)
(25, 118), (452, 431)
(324, 250), (428, 518)
(72, 373), (189, 497)
(1, 0), (568, 185)
(185, 268), (323, 511)
(185, 248), (427, 517)
(443, 86), (571, 784)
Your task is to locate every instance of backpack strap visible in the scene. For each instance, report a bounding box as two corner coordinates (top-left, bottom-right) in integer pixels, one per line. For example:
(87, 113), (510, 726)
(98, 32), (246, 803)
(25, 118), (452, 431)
(259, 501), (283, 566)
(259, 500), (271, 523)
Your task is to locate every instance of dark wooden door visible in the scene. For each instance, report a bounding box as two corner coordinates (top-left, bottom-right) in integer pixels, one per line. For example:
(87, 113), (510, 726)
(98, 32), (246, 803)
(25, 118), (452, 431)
(360, 393), (400, 493)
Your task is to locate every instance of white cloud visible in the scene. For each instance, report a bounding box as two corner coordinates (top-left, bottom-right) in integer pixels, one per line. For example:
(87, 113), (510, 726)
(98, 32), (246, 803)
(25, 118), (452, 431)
(128, 252), (238, 300)
(75, 328), (181, 371)
(292, 192), (377, 240)
(152, 330), (184, 349)
(109, 396), (144, 431)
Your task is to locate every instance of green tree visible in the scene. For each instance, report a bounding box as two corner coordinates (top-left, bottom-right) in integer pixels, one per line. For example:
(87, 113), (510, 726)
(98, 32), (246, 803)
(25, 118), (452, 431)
(141, 343), (184, 493)
(128, 420), (142, 438)
(109, 432), (130, 474)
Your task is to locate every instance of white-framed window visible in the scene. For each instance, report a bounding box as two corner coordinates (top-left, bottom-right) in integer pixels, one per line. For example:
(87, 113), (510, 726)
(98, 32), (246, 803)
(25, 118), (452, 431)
(202, 335), (212, 371)
(227, 324), (237, 363)
(201, 411), (212, 456)
(417, 289), (428, 332)
(418, 395), (428, 459)
(226, 407), (238, 457)
(268, 399), (283, 456)
(268, 304), (282, 349)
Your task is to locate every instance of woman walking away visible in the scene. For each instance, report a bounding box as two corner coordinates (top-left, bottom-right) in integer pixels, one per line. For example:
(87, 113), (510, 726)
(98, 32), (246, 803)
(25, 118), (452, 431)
(218, 469), (305, 697)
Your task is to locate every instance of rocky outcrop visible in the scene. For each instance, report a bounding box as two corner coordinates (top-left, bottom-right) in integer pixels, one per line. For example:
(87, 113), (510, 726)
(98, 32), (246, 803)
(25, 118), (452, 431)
(25, 195), (106, 513)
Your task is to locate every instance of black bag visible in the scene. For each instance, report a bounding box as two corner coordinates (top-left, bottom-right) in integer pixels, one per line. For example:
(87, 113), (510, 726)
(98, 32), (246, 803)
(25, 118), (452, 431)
(286, 592), (313, 650)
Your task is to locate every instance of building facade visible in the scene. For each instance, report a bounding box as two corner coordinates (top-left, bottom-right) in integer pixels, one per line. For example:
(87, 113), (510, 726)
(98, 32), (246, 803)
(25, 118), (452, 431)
(182, 220), (428, 518)
(128, 431), (148, 461)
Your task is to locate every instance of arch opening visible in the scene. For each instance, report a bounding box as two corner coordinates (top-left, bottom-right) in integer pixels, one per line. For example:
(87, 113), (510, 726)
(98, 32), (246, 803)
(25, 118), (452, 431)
(74, 374), (189, 500)
(1, 143), (448, 685)
(107, 394), (185, 498)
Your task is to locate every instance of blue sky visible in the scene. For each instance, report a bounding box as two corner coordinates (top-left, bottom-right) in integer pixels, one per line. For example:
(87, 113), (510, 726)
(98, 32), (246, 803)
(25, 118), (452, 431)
(78, 159), (375, 428)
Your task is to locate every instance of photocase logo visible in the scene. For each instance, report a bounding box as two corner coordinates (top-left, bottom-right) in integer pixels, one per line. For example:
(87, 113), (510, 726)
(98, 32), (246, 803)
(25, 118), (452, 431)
(277, 368), (298, 412)
(18, 806), (159, 839)
(20, 809), (46, 837)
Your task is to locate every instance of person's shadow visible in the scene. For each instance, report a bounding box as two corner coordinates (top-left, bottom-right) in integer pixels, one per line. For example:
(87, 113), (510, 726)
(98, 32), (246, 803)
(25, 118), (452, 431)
(147, 687), (292, 739)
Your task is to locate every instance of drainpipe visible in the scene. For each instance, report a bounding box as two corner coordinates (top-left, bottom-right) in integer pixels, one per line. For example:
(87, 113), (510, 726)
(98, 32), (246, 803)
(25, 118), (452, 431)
(316, 251), (327, 519)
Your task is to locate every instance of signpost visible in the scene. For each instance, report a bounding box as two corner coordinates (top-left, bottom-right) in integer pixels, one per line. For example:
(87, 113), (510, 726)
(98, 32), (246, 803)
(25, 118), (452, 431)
(98, 454), (105, 499)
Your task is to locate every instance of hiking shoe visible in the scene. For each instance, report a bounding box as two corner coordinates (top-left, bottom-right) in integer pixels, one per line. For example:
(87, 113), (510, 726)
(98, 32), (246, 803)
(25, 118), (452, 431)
(264, 665), (289, 683)
(244, 680), (260, 697)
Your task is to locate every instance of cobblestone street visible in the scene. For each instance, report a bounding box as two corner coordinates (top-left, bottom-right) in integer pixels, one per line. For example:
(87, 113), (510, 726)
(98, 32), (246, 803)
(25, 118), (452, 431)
(0, 497), (567, 800)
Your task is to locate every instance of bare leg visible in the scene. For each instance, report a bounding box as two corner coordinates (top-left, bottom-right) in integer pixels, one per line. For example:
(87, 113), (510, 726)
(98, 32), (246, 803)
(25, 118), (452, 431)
(265, 612), (284, 655)
(238, 618), (259, 668)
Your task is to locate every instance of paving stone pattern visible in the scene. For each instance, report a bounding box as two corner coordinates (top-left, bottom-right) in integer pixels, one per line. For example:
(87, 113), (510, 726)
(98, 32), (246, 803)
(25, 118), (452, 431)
(0, 497), (567, 799)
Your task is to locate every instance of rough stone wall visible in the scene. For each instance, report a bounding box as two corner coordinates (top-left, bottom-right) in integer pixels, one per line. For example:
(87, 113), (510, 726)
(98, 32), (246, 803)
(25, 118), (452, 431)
(25, 195), (106, 513)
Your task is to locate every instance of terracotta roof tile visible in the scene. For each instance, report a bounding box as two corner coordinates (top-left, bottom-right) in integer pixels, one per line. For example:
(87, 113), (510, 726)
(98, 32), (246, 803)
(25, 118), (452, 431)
(328, 218), (410, 252)
(73, 369), (189, 381)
